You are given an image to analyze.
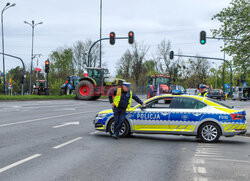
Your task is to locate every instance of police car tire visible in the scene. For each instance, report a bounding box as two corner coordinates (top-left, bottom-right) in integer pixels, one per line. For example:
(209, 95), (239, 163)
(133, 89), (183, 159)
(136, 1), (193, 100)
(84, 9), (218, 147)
(198, 122), (221, 143)
(107, 118), (130, 137)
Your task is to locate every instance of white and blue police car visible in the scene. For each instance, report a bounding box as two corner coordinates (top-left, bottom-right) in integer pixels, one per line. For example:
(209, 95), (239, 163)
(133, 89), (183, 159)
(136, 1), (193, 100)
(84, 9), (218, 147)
(93, 95), (247, 143)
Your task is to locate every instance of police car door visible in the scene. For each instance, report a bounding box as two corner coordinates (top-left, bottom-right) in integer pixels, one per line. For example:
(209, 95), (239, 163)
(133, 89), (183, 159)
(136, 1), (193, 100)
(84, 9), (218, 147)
(132, 97), (172, 133)
(169, 97), (207, 133)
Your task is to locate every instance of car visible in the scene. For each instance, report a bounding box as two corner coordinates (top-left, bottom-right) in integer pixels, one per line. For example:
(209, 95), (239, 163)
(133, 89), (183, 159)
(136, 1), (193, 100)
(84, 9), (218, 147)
(93, 94), (247, 143)
(171, 85), (185, 95)
(207, 89), (225, 100)
(186, 88), (199, 95)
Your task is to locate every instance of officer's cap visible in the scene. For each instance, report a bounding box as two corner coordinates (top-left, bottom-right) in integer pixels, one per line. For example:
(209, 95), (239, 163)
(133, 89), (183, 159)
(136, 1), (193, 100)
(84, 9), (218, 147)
(200, 84), (207, 89)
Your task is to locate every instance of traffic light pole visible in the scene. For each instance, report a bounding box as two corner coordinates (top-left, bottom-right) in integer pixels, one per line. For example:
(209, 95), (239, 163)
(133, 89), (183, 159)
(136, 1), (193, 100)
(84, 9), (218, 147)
(173, 53), (233, 97)
(87, 37), (129, 67)
(46, 72), (49, 96)
(203, 36), (240, 94)
(0, 52), (26, 95)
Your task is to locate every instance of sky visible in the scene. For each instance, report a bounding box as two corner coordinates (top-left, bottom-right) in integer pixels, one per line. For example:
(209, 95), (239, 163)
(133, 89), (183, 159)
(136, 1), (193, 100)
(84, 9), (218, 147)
(0, 0), (232, 76)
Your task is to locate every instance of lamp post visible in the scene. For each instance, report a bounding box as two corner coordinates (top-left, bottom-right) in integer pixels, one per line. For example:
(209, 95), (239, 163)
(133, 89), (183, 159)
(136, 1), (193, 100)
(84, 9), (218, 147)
(24, 20), (43, 94)
(99, 0), (102, 67)
(1, 2), (16, 95)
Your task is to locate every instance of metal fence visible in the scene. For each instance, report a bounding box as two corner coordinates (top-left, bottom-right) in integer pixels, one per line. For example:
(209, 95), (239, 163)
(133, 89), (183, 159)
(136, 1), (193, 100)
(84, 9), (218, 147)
(130, 84), (147, 96)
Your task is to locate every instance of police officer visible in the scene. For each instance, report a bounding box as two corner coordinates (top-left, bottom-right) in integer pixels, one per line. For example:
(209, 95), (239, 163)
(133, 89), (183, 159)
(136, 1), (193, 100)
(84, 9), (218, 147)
(109, 80), (145, 139)
(198, 84), (208, 97)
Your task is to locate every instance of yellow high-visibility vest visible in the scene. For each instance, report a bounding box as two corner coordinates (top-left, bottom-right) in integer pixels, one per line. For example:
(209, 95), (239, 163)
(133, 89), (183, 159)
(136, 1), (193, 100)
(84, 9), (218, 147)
(198, 92), (208, 97)
(113, 88), (133, 109)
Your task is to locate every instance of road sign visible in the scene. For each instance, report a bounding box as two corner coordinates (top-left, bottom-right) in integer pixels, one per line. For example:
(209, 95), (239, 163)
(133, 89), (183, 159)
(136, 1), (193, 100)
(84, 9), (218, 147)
(36, 68), (42, 72)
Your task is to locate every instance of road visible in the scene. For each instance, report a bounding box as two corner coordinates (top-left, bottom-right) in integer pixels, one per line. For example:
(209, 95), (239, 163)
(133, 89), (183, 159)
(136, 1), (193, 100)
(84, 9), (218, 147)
(0, 99), (249, 181)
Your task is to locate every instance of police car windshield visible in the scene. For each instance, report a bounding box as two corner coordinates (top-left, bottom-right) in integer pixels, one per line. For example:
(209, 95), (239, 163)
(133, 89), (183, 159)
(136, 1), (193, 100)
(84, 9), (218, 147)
(207, 98), (232, 109)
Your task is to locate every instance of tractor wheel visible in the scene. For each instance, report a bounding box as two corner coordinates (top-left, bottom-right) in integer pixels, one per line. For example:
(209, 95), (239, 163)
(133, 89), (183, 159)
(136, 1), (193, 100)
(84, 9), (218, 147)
(147, 86), (153, 99)
(60, 88), (66, 95)
(92, 95), (101, 100)
(33, 89), (39, 95)
(76, 80), (95, 100)
(66, 87), (71, 95)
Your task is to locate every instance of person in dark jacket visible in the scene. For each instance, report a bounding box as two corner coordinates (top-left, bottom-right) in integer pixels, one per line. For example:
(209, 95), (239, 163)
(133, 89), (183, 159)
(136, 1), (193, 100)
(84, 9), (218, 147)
(109, 81), (145, 139)
(198, 84), (208, 97)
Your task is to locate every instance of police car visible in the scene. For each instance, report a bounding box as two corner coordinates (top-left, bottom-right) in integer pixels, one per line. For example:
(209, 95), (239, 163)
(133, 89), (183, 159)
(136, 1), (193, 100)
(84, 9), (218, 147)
(93, 95), (247, 143)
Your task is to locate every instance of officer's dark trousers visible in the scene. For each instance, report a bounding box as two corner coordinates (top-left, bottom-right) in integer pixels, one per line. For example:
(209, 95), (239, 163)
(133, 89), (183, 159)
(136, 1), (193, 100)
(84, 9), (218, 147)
(113, 107), (126, 136)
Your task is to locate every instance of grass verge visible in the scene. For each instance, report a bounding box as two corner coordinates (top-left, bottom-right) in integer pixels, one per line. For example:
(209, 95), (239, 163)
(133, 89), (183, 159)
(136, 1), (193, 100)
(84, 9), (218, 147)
(0, 95), (109, 101)
(0, 95), (76, 101)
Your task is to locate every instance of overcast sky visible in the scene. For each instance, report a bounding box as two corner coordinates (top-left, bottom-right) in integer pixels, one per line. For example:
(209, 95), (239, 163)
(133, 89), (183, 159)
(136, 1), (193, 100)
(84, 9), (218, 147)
(0, 0), (232, 76)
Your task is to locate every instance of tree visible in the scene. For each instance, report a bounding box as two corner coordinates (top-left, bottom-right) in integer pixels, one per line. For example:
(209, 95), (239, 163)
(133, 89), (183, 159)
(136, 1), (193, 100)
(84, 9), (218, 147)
(211, 0), (250, 76)
(72, 40), (100, 74)
(130, 42), (149, 86)
(116, 50), (133, 80)
(116, 42), (150, 87)
(154, 39), (182, 82)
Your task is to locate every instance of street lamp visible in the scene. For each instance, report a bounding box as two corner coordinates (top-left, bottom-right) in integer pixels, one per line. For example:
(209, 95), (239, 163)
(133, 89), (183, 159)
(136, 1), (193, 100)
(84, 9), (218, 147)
(24, 20), (43, 94)
(1, 2), (16, 95)
(99, 0), (102, 67)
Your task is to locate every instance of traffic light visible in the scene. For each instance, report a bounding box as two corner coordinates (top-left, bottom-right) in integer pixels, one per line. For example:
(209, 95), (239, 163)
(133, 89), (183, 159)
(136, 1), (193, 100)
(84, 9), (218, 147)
(21, 75), (24, 84)
(170, 51), (174, 59)
(45, 60), (50, 73)
(200, 31), (206, 45)
(109, 32), (115, 45)
(128, 31), (134, 44)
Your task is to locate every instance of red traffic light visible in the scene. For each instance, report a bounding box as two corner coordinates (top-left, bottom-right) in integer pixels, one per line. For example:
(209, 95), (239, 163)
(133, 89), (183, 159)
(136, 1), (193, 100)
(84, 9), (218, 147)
(45, 60), (50, 73)
(128, 31), (134, 44)
(109, 32), (115, 45)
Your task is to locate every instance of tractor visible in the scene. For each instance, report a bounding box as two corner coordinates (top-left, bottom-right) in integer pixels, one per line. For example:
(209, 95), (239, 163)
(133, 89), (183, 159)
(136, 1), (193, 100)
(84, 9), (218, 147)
(75, 67), (125, 100)
(33, 80), (49, 95)
(147, 74), (172, 99)
(60, 75), (80, 95)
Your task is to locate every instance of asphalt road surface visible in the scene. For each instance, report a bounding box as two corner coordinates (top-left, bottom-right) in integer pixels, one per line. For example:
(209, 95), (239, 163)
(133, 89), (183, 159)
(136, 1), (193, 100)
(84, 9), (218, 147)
(0, 99), (249, 181)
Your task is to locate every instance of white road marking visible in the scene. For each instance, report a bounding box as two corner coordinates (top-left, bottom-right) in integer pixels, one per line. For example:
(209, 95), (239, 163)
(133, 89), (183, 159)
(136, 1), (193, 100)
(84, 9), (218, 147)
(0, 111), (94, 128)
(195, 151), (220, 155)
(53, 137), (82, 149)
(194, 177), (208, 181)
(0, 154), (41, 174)
(196, 148), (220, 151)
(193, 159), (205, 164)
(193, 167), (206, 174)
(90, 131), (100, 134)
(62, 108), (76, 111)
(53, 122), (79, 128)
(202, 157), (250, 164)
(195, 154), (223, 158)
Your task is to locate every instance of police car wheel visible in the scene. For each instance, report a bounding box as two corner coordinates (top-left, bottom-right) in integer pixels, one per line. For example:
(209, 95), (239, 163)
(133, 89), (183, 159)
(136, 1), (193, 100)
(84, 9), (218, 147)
(199, 122), (221, 143)
(107, 119), (129, 137)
